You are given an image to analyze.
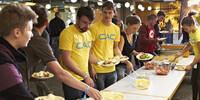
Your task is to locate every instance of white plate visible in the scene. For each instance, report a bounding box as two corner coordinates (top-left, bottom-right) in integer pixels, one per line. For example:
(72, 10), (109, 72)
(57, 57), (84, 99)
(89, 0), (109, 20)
(159, 31), (169, 34)
(35, 96), (64, 100)
(119, 56), (129, 61)
(136, 53), (154, 61)
(97, 60), (120, 67)
(160, 37), (167, 40)
(87, 91), (124, 100)
(174, 65), (186, 71)
(32, 71), (54, 80)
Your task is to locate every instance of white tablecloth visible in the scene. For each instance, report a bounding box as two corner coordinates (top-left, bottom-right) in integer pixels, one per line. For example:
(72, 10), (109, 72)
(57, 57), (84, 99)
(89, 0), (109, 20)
(104, 55), (194, 100)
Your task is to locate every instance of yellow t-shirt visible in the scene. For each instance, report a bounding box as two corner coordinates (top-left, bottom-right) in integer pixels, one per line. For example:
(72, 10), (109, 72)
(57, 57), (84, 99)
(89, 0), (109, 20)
(90, 21), (120, 73)
(189, 28), (200, 56)
(59, 25), (93, 80)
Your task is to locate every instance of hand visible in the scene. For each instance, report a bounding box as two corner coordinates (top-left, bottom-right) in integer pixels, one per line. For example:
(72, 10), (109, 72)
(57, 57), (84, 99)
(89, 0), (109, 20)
(126, 61), (134, 72)
(84, 76), (95, 87)
(185, 65), (192, 71)
(174, 52), (182, 59)
(136, 52), (144, 56)
(90, 67), (97, 81)
(157, 38), (166, 41)
(87, 87), (102, 100)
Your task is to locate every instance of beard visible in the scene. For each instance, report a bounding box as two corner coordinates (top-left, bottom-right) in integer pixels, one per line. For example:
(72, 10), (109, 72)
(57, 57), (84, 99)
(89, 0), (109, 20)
(79, 27), (88, 32)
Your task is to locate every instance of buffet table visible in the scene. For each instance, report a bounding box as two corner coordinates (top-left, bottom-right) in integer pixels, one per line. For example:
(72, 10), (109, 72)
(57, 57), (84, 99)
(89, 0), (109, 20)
(103, 56), (194, 100)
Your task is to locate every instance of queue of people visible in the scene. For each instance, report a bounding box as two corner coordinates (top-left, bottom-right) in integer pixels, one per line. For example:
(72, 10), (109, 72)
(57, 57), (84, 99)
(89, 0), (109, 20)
(0, 1), (199, 100)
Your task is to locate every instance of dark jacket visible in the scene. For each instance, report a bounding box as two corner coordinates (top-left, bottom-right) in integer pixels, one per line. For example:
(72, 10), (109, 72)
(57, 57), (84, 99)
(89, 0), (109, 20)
(0, 37), (33, 100)
(49, 16), (65, 37)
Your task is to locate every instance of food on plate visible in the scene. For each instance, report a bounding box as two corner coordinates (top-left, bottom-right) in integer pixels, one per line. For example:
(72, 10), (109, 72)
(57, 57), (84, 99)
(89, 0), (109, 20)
(32, 71), (54, 79)
(35, 94), (64, 100)
(153, 55), (178, 63)
(97, 58), (120, 67)
(119, 56), (129, 61)
(103, 59), (113, 65)
(175, 65), (186, 71)
(100, 91), (124, 100)
(136, 53), (153, 61)
(139, 54), (151, 59)
(144, 61), (157, 70)
(134, 78), (150, 90)
(87, 91), (124, 100)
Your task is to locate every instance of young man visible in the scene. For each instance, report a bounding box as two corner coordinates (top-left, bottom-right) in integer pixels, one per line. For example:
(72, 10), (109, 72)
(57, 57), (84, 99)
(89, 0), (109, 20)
(0, 4), (37, 99)
(154, 11), (165, 38)
(89, 1), (122, 90)
(136, 14), (164, 55)
(22, 5), (101, 100)
(59, 6), (97, 100)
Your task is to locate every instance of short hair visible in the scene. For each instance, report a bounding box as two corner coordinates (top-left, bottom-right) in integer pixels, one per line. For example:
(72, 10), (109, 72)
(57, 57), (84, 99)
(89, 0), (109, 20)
(147, 14), (157, 21)
(188, 11), (197, 17)
(126, 15), (141, 25)
(181, 16), (195, 26)
(77, 6), (94, 21)
(157, 11), (165, 17)
(0, 4), (37, 37)
(31, 4), (48, 28)
(102, 1), (115, 11)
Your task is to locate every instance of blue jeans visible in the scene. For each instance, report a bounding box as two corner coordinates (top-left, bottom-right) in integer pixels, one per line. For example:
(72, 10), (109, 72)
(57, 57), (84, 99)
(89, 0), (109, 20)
(62, 82), (85, 100)
(116, 64), (131, 80)
(96, 71), (117, 90)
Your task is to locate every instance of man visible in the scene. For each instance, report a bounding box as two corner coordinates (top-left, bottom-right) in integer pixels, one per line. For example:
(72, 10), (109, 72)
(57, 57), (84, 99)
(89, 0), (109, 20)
(89, 1), (122, 90)
(59, 6), (97, 100)
(136, 14), (164, 55)
(0, 4), (37, 99)
(22, 5), (101, 100)
(49, 11), (66, 57)
(154, 11), (165, 38)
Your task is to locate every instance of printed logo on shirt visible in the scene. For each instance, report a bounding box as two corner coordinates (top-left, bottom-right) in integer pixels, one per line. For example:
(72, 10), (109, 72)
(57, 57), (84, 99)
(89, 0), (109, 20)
(98, 34), (115, 40)
(149, 30), (154, 38)
(76, 41), (92, 49)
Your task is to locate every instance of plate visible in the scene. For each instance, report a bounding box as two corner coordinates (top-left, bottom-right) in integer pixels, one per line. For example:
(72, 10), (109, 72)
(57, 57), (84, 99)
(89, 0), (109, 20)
(32, 71), (54, 80)
(97, 59), (120, 67)
(159, 37), (167, 41)
(174, 65), (186, 71)
(159, 31), (169, 34)
(136, 53), (154, 61)
(35, 94), (64, 100)
(119, 56), (129, 61)
(87, 91), (124, 100)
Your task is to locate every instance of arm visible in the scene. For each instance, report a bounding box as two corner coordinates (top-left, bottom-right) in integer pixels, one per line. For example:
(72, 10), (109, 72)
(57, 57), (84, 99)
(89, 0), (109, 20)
(189, 42), (200, 66)
(47, 61), (101, 100)
(0, 64), (33, 100)
(1, 83), (34, 100)
(118, 36), (125, 52)
(175, 42), (192, 58)
(60, 50), (89, 81)
(114, 41), (123, 56)
(89, 42), (100, 64)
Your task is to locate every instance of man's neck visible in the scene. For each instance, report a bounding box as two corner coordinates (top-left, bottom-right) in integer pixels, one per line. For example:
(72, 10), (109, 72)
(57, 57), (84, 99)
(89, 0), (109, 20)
(34, 27), (45, 36)
(102, 19), (111, 26)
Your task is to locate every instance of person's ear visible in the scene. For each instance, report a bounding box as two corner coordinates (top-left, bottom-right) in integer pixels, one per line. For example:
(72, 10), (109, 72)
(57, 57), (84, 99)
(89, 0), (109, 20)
(13, 28), (21, 38)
